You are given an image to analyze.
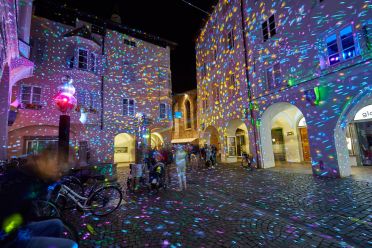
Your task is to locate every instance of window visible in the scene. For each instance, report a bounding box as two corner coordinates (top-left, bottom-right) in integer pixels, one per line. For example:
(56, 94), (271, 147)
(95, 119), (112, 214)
(326, 25), (357, 65)
(160, 103), (166, 119)
(230, 73), (236, 88)
(25, 138), (58, 155)
(21, 85), (41, 107)
(266, 63), (281, 89)
(262, 14), (276, 42)
(213, 46), (218, 61)
(201, 63), (207, 78)
(214, 87), (220, 102)
(185, 100), (191, 129)
(123, 98), (135, 116)
(124, 39), (136, 47)
(67, 56), (74, 69)
(90, 53), (97, 72)
(78, 48), (88, 70)
(228, 30), (234, 50)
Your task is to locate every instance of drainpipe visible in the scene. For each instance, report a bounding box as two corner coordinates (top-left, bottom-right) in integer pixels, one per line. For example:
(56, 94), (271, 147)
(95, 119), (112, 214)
(100, 25), (106, 130)
(239, 0), (261, 168)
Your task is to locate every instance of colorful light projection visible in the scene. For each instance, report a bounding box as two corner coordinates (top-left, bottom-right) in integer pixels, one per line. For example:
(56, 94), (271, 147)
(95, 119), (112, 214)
(196, 0), (371, 176)
(8, 14), (173, 162)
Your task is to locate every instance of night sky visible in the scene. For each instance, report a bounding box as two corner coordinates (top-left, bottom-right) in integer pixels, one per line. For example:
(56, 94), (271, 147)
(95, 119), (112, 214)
(35, 0), (218, 93)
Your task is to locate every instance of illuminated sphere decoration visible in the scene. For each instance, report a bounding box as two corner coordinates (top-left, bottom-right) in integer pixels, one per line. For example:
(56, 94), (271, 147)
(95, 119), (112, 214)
(55, 76), (77, 114)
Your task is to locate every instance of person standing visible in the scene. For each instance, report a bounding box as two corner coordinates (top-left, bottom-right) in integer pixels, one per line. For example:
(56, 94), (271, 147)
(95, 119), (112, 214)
(174, 145), (187, 191)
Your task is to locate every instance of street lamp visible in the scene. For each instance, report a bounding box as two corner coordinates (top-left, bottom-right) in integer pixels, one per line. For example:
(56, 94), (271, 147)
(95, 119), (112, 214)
(55, 76), (77, 166)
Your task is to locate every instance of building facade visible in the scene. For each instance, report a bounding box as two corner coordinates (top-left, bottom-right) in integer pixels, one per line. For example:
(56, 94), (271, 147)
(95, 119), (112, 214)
(0, 0), (34, 160)
(171, 89), (198, 144)
(7, 5), (173, 165)
(196, 0), (372, 177)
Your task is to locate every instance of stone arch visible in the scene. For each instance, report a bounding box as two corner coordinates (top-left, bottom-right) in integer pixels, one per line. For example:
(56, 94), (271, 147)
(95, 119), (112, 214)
(151, 131), (164, 149)
(334, 86), (372, 177)
(114, 133), (135, 164)
(259, 102), (310, 168)
(224, 119), (250, 163)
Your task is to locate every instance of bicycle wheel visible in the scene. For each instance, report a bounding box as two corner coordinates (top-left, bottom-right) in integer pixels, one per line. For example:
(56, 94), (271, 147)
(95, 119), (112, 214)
(87, 186), (122, 216)
(31, 200), (61, 218)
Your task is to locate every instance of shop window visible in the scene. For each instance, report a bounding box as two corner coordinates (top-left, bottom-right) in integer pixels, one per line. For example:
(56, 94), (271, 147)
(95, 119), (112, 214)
(160, 103), (166, 119)
(326, 25), (358, 66)
(123, 98), (135, 116)
(262, 14), (276, 42)
(20, 85), (42, 109)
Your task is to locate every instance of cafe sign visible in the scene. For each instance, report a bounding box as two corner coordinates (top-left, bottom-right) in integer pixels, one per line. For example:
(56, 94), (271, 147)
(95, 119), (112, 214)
(354, 105), (372, 121)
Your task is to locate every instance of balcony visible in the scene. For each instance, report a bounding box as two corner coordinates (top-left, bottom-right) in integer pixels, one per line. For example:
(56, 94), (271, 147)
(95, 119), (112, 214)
(18, 39), (30, 59)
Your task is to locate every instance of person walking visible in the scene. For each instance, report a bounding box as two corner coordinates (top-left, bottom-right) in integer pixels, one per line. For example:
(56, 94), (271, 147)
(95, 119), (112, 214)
(174, 145), (187, 191)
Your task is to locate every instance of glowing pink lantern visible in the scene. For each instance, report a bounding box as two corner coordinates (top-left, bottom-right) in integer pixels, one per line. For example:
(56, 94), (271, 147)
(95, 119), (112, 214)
(55, 76), (77, 114)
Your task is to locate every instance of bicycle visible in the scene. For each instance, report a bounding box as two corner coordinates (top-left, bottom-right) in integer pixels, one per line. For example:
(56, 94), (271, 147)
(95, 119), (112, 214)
(52, 179), (123, 216)
(30, 200), (79, 243)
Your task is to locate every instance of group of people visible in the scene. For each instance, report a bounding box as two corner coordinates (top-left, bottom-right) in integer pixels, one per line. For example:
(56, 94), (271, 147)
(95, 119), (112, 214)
(127, 144), (219, 192)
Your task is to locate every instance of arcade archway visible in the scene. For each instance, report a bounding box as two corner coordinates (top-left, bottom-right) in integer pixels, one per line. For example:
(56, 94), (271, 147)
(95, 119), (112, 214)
(151, 132), (164, 150)
(335, 87), (372, 177)
(260, 102), (311, 169)
(114, 133), (135, 165)
(224, 119), (249, 163)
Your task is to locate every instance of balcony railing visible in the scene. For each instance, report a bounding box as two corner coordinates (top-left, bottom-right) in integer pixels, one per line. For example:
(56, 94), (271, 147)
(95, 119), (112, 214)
(18, 39), (30, 59)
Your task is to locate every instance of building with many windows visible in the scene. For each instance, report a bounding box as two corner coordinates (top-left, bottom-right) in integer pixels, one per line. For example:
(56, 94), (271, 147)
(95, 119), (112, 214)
(196, 0), (371, 177)
(7, 2), (173, 165)
(0, 0), (34, 160)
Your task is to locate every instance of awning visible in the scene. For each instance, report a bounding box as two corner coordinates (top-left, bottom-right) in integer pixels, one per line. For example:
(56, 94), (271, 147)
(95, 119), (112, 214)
(171, 138), (198, 144)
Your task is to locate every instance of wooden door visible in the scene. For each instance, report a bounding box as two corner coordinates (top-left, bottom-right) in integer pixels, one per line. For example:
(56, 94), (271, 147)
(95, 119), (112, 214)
(299, 128), (311, 162)
(271, 128), (286, 161)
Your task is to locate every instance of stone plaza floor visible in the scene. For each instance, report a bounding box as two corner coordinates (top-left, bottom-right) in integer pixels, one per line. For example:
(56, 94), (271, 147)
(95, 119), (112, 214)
(66, 163), (372, 247)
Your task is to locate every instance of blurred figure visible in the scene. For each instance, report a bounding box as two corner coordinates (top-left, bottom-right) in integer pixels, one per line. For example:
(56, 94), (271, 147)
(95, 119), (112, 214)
(174, 145), (187, 191)
(0, 147), (77, 248)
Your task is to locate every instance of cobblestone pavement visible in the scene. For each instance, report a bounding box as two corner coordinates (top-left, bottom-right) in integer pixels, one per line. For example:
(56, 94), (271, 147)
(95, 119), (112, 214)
(65, 163), (372, 248)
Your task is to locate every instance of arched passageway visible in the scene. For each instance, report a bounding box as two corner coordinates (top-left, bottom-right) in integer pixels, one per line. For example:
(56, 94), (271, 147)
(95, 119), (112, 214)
(114, 133), (135, 165)
(224, 119), (249, 163)
(151, 132), (164, 150)
(260, 102), (311, 169)
(335, 86), (372, 177)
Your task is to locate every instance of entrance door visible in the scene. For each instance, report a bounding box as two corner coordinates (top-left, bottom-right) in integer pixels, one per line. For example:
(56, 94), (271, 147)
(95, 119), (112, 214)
(299, 127), (311, 162)
(271, 128), (286, 161)
(355, 121), (372, 166)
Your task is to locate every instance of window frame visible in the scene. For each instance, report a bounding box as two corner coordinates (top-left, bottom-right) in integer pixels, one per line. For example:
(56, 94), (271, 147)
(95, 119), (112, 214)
(90, 52), (97, 73)
(262, 14), (276, 42)
(227, 29), (234, 50)
(266, 62), (281, 90)
(159, 103), (167, 119)
(325, 24), (359, 66)
(123, 98), (136, 116)
(78, 48), (89, 70)
(20, 85), (42, 106)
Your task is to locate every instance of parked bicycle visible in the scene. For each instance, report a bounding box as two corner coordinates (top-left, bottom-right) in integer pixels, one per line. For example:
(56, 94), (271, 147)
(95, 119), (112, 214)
(51, 177), (123, 216)
(30, 200), (80, 244)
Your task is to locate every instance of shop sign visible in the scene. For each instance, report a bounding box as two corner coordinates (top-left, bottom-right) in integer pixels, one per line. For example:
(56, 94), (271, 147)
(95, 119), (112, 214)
(354, 105), (372, 121)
